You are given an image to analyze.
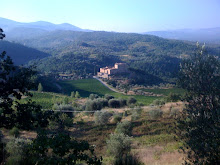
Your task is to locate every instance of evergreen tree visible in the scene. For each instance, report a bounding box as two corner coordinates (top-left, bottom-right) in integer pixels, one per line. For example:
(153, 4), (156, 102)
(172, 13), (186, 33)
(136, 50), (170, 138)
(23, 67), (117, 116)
(71, 91), (75, 98)
(37, 83), (43, 92)
(75, 91), (80, 98)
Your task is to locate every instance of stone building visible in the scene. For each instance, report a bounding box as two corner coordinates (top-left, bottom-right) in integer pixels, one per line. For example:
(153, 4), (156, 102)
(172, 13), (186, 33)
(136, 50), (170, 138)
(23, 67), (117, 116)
(97, 63), (128, 79)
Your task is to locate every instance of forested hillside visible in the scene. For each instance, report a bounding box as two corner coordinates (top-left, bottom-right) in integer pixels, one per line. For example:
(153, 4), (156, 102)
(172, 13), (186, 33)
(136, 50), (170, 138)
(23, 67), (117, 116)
(21, 31), (219, 84)
(3, 27), (220, 84)
(0, 40), (50, 65)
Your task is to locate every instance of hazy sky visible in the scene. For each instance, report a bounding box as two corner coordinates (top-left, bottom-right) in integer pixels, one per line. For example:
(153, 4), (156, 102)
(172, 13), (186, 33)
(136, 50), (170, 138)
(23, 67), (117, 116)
(1, 0), (219, 32)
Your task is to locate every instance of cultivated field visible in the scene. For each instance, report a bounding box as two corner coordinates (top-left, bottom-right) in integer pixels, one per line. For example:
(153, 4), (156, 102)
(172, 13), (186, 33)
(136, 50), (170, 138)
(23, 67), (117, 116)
(57, 79), (160, 105)
(142, 88), (185, 96)
(21, 91), (75, 109)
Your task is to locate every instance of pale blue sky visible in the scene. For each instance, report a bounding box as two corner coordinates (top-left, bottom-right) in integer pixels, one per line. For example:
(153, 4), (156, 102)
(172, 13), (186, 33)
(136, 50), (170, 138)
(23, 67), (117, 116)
(0, 0), (219, 32)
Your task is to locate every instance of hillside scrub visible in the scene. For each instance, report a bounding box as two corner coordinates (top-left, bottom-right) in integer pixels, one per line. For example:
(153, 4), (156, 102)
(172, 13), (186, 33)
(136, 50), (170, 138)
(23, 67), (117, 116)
(115, 121), (132, 136)
(94, 111), (112, 125)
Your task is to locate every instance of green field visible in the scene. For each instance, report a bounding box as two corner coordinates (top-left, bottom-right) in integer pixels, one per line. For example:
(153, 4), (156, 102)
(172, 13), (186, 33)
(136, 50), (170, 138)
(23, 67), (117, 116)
(58, 79), (159, 105)
(22, 92), (74, 109)
(58, 79), (115, 97)
(142, 87), (185, 96)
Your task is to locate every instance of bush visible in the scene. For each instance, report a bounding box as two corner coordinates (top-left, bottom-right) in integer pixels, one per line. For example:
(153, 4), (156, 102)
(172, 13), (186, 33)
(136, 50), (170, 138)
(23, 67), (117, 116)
(152, 99), (165, 106)
(89, 94), (99, 100)
(94, 111), (112, 125)
(127, 97), (137, 105)
(70, 91), (75, 98)
(9, 127), (20, 137)
(104, 94), (114, 100)
(85, 98), (108, 111)
(115, 121), (132, 136)
(135, 107), (142, 114)
(47, 120), (59, 130)
(131, 111), (139, 121)
(108, 99), (121, 108)
(5, 138), (30, 165)
(59, 113), (73, 128)
(63, 97), (69, 104)
(119, 98), (127, 107)
(166, 93), (181, 102)
(113, 114), (123, 123)
(37, 83), (43, 92)
(114, 154), (143, 165)
(75, 91), (80, 98)
(149, 109), (163, 120)
(123, 111), (128, 117)
(106, 133), (131, 158)
(96, 98), (108, 108)
(170, 108), (179, 118)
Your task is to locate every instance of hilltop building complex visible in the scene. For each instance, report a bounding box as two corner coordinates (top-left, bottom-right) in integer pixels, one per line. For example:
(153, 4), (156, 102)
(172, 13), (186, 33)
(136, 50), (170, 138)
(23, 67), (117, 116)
(97, 63), (128, 79)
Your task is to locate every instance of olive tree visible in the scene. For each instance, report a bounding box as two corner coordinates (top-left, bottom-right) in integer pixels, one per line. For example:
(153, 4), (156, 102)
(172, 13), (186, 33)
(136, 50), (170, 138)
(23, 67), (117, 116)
(177, 44), (220, 164)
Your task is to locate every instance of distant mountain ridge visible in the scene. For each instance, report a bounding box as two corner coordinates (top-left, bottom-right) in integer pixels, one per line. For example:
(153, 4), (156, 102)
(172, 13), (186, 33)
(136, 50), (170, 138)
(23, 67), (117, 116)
(0, 17), (92, 41)
(0, 17), (91, 32)
(145, 28), (220, 44)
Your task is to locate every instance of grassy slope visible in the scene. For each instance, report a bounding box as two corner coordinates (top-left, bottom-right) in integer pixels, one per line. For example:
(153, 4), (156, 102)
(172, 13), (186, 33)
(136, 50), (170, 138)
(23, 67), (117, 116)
(142, 88), (185, 96)
(58, 79), (159, 105)
(22, 91), (74, 109)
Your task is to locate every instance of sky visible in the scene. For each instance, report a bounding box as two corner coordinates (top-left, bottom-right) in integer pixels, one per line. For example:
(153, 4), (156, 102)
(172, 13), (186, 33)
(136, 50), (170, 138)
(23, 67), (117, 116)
(0, 0), (220, 32)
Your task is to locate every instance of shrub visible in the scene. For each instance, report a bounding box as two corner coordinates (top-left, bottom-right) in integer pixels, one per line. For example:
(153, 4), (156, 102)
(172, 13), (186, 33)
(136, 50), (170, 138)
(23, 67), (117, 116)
(123, 111), (128, 117)
(166, 93), (181, 102)
(115, 121), (132, 136)
(9, 127), (20, 137)
(127, 97), (137, 105)
(149, 109), (163, 120)
(85, 98), (107, 111)
(152, 99), (165, 106)
(113, 114), (123, 123)
(106, 133), (131, 158)
(135, 107), (142, 114)
(85, 100), (97, 111)
(47, 120), (59, 130)
(37, 83), (43, 92)
(104, 94), (114, 100)
(119, 98), (127, 107)
(170, 108), (179, 118)
(59, 113), (73, 128)
(5, 138), (30, 165)
(89, 94), (99, 100)
(114, 154), (143, 165)
(75, 91), (80, 98)
(131, 111), (139, 121)
(94, 111), (112, 125)
(108, 99), (121, 108)
(70, 91), (75, 98)
(63, 97), (69, 104)
(96, 98), (108, 108)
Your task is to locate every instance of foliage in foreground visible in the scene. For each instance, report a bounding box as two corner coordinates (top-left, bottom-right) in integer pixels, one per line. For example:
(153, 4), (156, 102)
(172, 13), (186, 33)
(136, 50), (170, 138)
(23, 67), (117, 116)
(106, 133), (131, 159)
(0, 28), (102, 165)
(26, 131), (102, 165)
(177, 44), (220, 164)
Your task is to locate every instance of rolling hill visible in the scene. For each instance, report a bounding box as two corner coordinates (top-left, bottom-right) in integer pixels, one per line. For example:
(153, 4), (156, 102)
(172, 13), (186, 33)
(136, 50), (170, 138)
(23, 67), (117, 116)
(145, 27), (220, 44)
(1, 18), (219, 85)
(0, 17), (92, 41)
(0, 40), (50, 65)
